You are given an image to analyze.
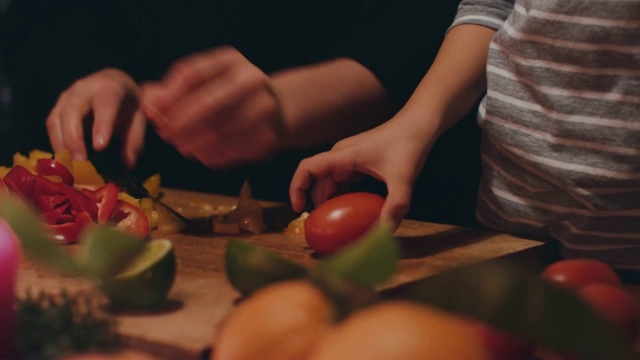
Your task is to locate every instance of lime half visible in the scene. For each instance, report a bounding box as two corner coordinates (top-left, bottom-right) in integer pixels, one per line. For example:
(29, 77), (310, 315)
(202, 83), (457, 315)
(99, 238), (176, 310)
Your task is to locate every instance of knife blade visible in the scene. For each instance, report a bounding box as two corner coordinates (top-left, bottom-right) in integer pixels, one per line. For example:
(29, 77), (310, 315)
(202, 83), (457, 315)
(86, 141), (189, 226)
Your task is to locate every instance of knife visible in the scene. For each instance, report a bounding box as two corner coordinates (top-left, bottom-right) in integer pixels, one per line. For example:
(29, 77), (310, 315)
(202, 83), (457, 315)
(86, 140), (189, 226)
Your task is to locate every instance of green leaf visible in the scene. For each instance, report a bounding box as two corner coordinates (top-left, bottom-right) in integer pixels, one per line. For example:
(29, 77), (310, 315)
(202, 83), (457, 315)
(316, 221), (398, 288)
(225, 238), (308, 296)
(388, 260), (635, 360)
(75, 225), (145, 281)
(0, 195), (83, 275)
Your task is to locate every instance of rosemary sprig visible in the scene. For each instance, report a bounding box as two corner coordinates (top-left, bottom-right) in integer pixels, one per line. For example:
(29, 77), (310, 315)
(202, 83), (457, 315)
(17, 289), (120, 360)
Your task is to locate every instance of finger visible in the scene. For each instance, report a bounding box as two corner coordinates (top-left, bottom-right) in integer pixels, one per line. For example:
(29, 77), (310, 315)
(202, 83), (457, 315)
(146, 46), (239, 114)
(46, 91), (69, 153)
(90, 87), (130, 151)
(121, 109), (147, 169)
(380, 177), (413, 231)
(58, 90), (93, 160)
(310, 177), (340, 208)
(289, 152), (350, 212)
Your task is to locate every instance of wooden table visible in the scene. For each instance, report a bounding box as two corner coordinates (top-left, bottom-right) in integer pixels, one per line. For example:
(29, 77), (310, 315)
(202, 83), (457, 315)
(17, 188), (548, 359)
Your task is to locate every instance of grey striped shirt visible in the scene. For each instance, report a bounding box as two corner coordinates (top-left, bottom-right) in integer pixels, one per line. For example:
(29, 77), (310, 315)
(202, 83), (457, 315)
(451, 0), (640, 269)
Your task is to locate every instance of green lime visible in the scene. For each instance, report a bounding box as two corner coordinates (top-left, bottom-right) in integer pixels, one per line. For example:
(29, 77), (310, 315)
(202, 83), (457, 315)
(99, 238), (176, 310)
(76, 225), (145, 280)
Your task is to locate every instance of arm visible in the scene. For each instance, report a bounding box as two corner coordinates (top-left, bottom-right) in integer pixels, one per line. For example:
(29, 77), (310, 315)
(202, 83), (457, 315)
(289, 24), (497, 229)
(270, 58), (391, 149)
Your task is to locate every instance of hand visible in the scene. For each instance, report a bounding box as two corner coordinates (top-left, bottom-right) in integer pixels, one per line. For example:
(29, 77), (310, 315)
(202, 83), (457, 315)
(46, 68), (146, 168)
(289, 118), (436, 230)
(140, 46), (285, 169)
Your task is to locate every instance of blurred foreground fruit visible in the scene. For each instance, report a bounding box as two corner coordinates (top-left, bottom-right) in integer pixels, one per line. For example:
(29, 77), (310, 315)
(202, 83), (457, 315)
(212, 280), (334, 360)
(541, 259), (621, 290)
(308, 300), (491, 360)
(578, 282), (640, 342)
(99, 239), (176, 309)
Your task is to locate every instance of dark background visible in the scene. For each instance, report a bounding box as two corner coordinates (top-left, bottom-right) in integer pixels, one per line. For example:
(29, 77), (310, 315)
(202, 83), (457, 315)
(0, 1), (481, 229)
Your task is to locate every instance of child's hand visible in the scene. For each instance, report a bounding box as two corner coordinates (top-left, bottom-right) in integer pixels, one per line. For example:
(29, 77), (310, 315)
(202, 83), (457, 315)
(289, 119), (435, 230)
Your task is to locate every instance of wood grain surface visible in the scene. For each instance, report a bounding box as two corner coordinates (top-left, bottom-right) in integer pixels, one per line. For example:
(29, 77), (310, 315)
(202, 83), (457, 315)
(17, 188), (547, 359)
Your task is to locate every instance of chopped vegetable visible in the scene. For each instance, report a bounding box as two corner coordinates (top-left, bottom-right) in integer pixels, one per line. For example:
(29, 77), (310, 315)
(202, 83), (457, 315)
(213, 181), (267, 234)
(0, 150), (153, 242)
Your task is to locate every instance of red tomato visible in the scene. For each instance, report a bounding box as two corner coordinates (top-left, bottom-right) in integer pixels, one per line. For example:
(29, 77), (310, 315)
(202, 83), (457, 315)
(304, 192), (384, 254)
(579, 283), (640, 342)
(541, 259), (621, 291)
(110, 200), (150, 238)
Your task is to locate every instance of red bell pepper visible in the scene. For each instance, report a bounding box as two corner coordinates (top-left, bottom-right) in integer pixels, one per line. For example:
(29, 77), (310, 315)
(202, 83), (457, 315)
(34, 158), (75, 186)
(47, 211), (94, 244)
(83, 183), (120, 224)
(111, 200), (150, 238)
(3, 166), (37, 204)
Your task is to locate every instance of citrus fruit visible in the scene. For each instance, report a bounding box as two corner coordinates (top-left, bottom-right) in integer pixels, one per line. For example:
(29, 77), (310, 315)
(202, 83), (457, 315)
(212, 280), (335, 360)
(308, 300), (491, 360)
(76, 225), (145, 280)
(99, 238), (176, 309)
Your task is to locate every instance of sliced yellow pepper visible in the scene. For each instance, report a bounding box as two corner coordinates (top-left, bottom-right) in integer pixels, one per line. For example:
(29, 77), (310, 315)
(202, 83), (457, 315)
(143, 173), (162, 198)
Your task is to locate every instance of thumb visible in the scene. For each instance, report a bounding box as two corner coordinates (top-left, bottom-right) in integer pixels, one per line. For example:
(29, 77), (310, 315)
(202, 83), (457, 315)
(380, 182), (412, 231)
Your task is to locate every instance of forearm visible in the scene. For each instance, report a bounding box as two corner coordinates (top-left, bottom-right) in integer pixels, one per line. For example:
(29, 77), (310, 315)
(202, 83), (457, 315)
(271, 58), (392, 149)
(393, 24), (496, 139)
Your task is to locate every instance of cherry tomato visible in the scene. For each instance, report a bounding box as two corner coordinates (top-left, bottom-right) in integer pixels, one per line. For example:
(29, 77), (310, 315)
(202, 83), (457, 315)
(541, 259), (621, 291)
(579, 283), (640, 342)
(304, 192), (384, 254)
(110, 200), (150, 238)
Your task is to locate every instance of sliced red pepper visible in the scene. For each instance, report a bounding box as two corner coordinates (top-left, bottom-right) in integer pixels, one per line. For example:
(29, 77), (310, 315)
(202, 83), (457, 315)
(34, 158), (75, 186)
(83, 183), (120, 224)
(110, 200), (149, 239)
(3, 165), (37, 203)
(35, 194), (68, 213)
(46, 211), (94, 244)
(41, 203), (71, 225)
(33, 175), (98, 220)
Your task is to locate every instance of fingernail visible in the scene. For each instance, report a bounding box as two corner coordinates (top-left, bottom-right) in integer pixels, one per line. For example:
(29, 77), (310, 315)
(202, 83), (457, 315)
(94, 133), (106, 149)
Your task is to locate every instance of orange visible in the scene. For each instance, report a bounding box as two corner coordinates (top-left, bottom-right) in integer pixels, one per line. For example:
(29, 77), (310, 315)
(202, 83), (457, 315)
(212, 280), (334, 360)
(308, 300), (492, 360)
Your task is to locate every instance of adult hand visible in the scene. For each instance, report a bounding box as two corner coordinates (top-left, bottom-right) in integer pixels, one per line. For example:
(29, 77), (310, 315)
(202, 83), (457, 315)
(289, 118), (436, 230)
(46, 68), (146, 168)
(141, 46), (285, 170)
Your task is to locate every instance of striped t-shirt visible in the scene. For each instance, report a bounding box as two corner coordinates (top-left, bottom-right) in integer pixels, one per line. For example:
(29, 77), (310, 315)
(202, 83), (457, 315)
(451, 0), (640, 269)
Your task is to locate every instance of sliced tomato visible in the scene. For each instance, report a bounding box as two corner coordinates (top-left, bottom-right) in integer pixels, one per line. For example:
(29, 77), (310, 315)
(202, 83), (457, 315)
(84, 183), (120, 224)
(110, 200), (150, 238)
(34, 158), (75, 186)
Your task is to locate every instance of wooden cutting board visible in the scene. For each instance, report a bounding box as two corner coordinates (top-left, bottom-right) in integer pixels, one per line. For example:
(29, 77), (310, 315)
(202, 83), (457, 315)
(17, 188), (547, 359)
